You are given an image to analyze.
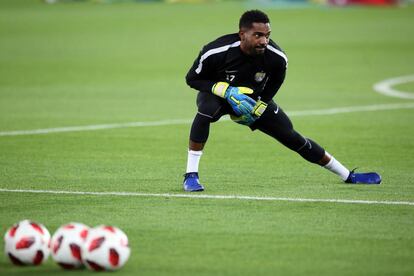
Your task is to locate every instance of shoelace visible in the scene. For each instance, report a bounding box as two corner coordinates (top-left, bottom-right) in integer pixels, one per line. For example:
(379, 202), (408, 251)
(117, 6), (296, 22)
(349, 167), (358, 174)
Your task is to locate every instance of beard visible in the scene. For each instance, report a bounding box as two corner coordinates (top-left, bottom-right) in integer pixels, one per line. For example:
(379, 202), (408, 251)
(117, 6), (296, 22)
(255, 46), (266, 55)
(251, 46), (266, 56)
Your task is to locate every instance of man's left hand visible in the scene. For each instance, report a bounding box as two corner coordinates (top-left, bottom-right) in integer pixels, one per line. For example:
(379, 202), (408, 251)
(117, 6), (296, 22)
(231, 100), (268, 126)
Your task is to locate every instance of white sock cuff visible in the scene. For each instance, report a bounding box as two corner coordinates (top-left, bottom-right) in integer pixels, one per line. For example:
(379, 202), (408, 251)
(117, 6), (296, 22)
(188, 150), (203, 156)
(324, 156), (335, 168)
(323, 155), (350, 181)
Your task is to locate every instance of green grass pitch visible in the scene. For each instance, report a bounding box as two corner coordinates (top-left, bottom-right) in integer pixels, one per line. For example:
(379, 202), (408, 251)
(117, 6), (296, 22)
(1, 0), (414, 275)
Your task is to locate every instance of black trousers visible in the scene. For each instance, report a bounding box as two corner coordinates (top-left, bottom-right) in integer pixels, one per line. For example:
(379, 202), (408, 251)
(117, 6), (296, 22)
(190, 92), (325, 164)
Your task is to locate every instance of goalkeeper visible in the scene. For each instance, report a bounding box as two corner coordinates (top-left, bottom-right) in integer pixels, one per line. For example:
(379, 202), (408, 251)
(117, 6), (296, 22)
(183, 10), (381, 191)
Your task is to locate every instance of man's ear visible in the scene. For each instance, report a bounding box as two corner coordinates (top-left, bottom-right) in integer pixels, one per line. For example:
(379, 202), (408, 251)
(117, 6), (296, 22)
(239, 30), (244, 41)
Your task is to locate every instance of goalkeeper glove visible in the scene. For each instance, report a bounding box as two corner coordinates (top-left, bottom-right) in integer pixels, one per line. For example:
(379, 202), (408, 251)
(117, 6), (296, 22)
(231, 100), (268, 126)
(212, 82), (256, 116)
(252, 100), (268, 117)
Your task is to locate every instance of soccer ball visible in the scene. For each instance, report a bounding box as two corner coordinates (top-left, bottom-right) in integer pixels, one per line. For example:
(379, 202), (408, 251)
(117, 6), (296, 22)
(50, 222), (89, 269)
(4, 219), (51, 265)
(82, 225), (130, 271)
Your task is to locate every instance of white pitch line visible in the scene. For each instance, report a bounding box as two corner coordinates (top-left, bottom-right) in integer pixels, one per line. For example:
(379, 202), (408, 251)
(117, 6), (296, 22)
(0, 118), (194, 137)
(373, 75), (414, 99)
(1, 103), (414, 137)
(0, 188), (413, 207)
(287, 102), (414, 116)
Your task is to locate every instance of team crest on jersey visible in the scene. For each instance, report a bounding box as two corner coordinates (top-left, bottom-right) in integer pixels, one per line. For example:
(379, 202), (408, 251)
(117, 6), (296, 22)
(254, 72), (266, 82)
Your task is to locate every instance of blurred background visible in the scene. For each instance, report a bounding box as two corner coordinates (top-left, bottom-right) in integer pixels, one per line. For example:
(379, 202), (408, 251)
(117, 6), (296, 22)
(44, 0), (414, 6)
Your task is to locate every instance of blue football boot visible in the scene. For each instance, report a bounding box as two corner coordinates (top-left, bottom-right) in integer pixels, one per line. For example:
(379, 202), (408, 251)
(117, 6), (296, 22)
(345, 169), (381, 184)
(183, 172), (204, 192)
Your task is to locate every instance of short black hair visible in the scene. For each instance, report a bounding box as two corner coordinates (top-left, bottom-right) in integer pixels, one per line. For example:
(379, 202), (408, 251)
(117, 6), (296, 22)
(239, 10), (270, 30)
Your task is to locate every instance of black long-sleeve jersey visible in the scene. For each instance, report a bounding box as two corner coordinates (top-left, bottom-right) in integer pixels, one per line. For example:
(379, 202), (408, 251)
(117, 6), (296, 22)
(186, 33), (288, 103)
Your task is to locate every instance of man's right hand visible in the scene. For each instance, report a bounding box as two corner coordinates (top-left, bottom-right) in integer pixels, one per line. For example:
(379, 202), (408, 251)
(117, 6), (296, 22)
(212, 82), (256, 116)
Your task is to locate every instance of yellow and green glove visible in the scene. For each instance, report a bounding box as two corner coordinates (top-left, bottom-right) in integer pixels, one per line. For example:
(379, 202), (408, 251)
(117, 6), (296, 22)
(231, 100), (268, 126)
(212, 82), (256, 116)
(212, 82), (268, 126)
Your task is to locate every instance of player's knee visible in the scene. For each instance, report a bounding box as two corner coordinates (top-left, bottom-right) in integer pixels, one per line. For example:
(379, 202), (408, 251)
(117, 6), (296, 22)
(296, 138), (325, 164)
(197, 111), (221, 122)
(196, 92), (225, 123)
(197, 98), (224, 122)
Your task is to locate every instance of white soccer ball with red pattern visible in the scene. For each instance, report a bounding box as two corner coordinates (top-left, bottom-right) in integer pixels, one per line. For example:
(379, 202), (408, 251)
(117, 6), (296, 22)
(50, 222), (89, 269)
(4, 220), (50, 266)
(82, 225), (130, 271)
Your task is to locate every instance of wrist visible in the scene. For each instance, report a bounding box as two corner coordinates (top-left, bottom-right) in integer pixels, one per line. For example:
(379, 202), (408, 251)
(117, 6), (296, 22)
(212, 82), (229, 98)
(253, 100), (268, 117)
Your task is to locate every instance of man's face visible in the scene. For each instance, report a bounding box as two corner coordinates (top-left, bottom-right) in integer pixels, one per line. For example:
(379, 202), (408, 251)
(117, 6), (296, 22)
(239, 22), (271, 56)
